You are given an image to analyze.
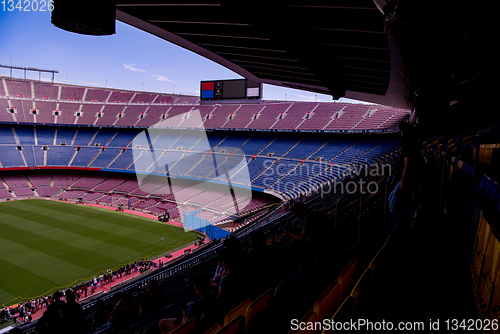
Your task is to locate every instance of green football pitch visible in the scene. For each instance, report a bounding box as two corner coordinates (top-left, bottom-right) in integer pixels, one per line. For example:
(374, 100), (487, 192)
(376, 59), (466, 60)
(0, 199), (200, 307)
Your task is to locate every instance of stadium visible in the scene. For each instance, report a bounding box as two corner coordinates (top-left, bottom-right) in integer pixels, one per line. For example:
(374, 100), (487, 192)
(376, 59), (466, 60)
(0, 1), (497, 334)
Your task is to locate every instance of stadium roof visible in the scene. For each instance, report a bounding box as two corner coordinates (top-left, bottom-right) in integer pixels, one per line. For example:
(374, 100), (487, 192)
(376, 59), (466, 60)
(52, 1), (408, 109)
(52, 1), (495, 130)
(114, 2), (409, 109)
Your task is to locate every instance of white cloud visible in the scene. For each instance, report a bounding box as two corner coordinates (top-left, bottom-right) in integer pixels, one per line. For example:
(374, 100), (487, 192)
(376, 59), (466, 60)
(294, 93), (316, 101)
(151, 74), (174, 82)
(123, 63), (148, 73)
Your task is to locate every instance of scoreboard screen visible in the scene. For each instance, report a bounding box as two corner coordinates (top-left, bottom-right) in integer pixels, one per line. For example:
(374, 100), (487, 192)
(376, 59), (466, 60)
(201, 79), (261, 100)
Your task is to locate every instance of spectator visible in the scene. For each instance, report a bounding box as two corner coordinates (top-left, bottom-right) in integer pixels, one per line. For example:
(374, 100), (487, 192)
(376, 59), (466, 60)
(63, 290), (89, 334)
(139, 279), (162, 318)
(1, 308), (10, 323)
(25, 310), (31, 323)
(397, 122), (421, 197)
(390, 122), (425, 224)
(222, 235), (249, 273)
(247, 230), (273, 295)
(158, 273), (216, 333)
(35, 291), (66, 334)
(286, 202), (331, 255)
(108, 291), (140, 329)
(211, 236), (248, 290)
(217, 248), (245, 312)
(210, 261), (224, 287)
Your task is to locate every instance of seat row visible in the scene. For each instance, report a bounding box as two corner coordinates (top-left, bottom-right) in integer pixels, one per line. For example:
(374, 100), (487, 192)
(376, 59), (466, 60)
(162, 289), (274, 334)
(289, 251), (382, 334)
(471, 215), (500, 326)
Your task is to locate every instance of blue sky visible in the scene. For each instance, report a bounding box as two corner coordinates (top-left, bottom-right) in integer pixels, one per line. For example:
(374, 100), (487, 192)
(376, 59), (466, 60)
(0, 9), (364, 103)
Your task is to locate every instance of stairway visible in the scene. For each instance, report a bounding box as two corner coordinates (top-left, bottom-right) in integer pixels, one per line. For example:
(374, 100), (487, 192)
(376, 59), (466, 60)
(295, 103), (320, 129)
(270, 102), (294, 129)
